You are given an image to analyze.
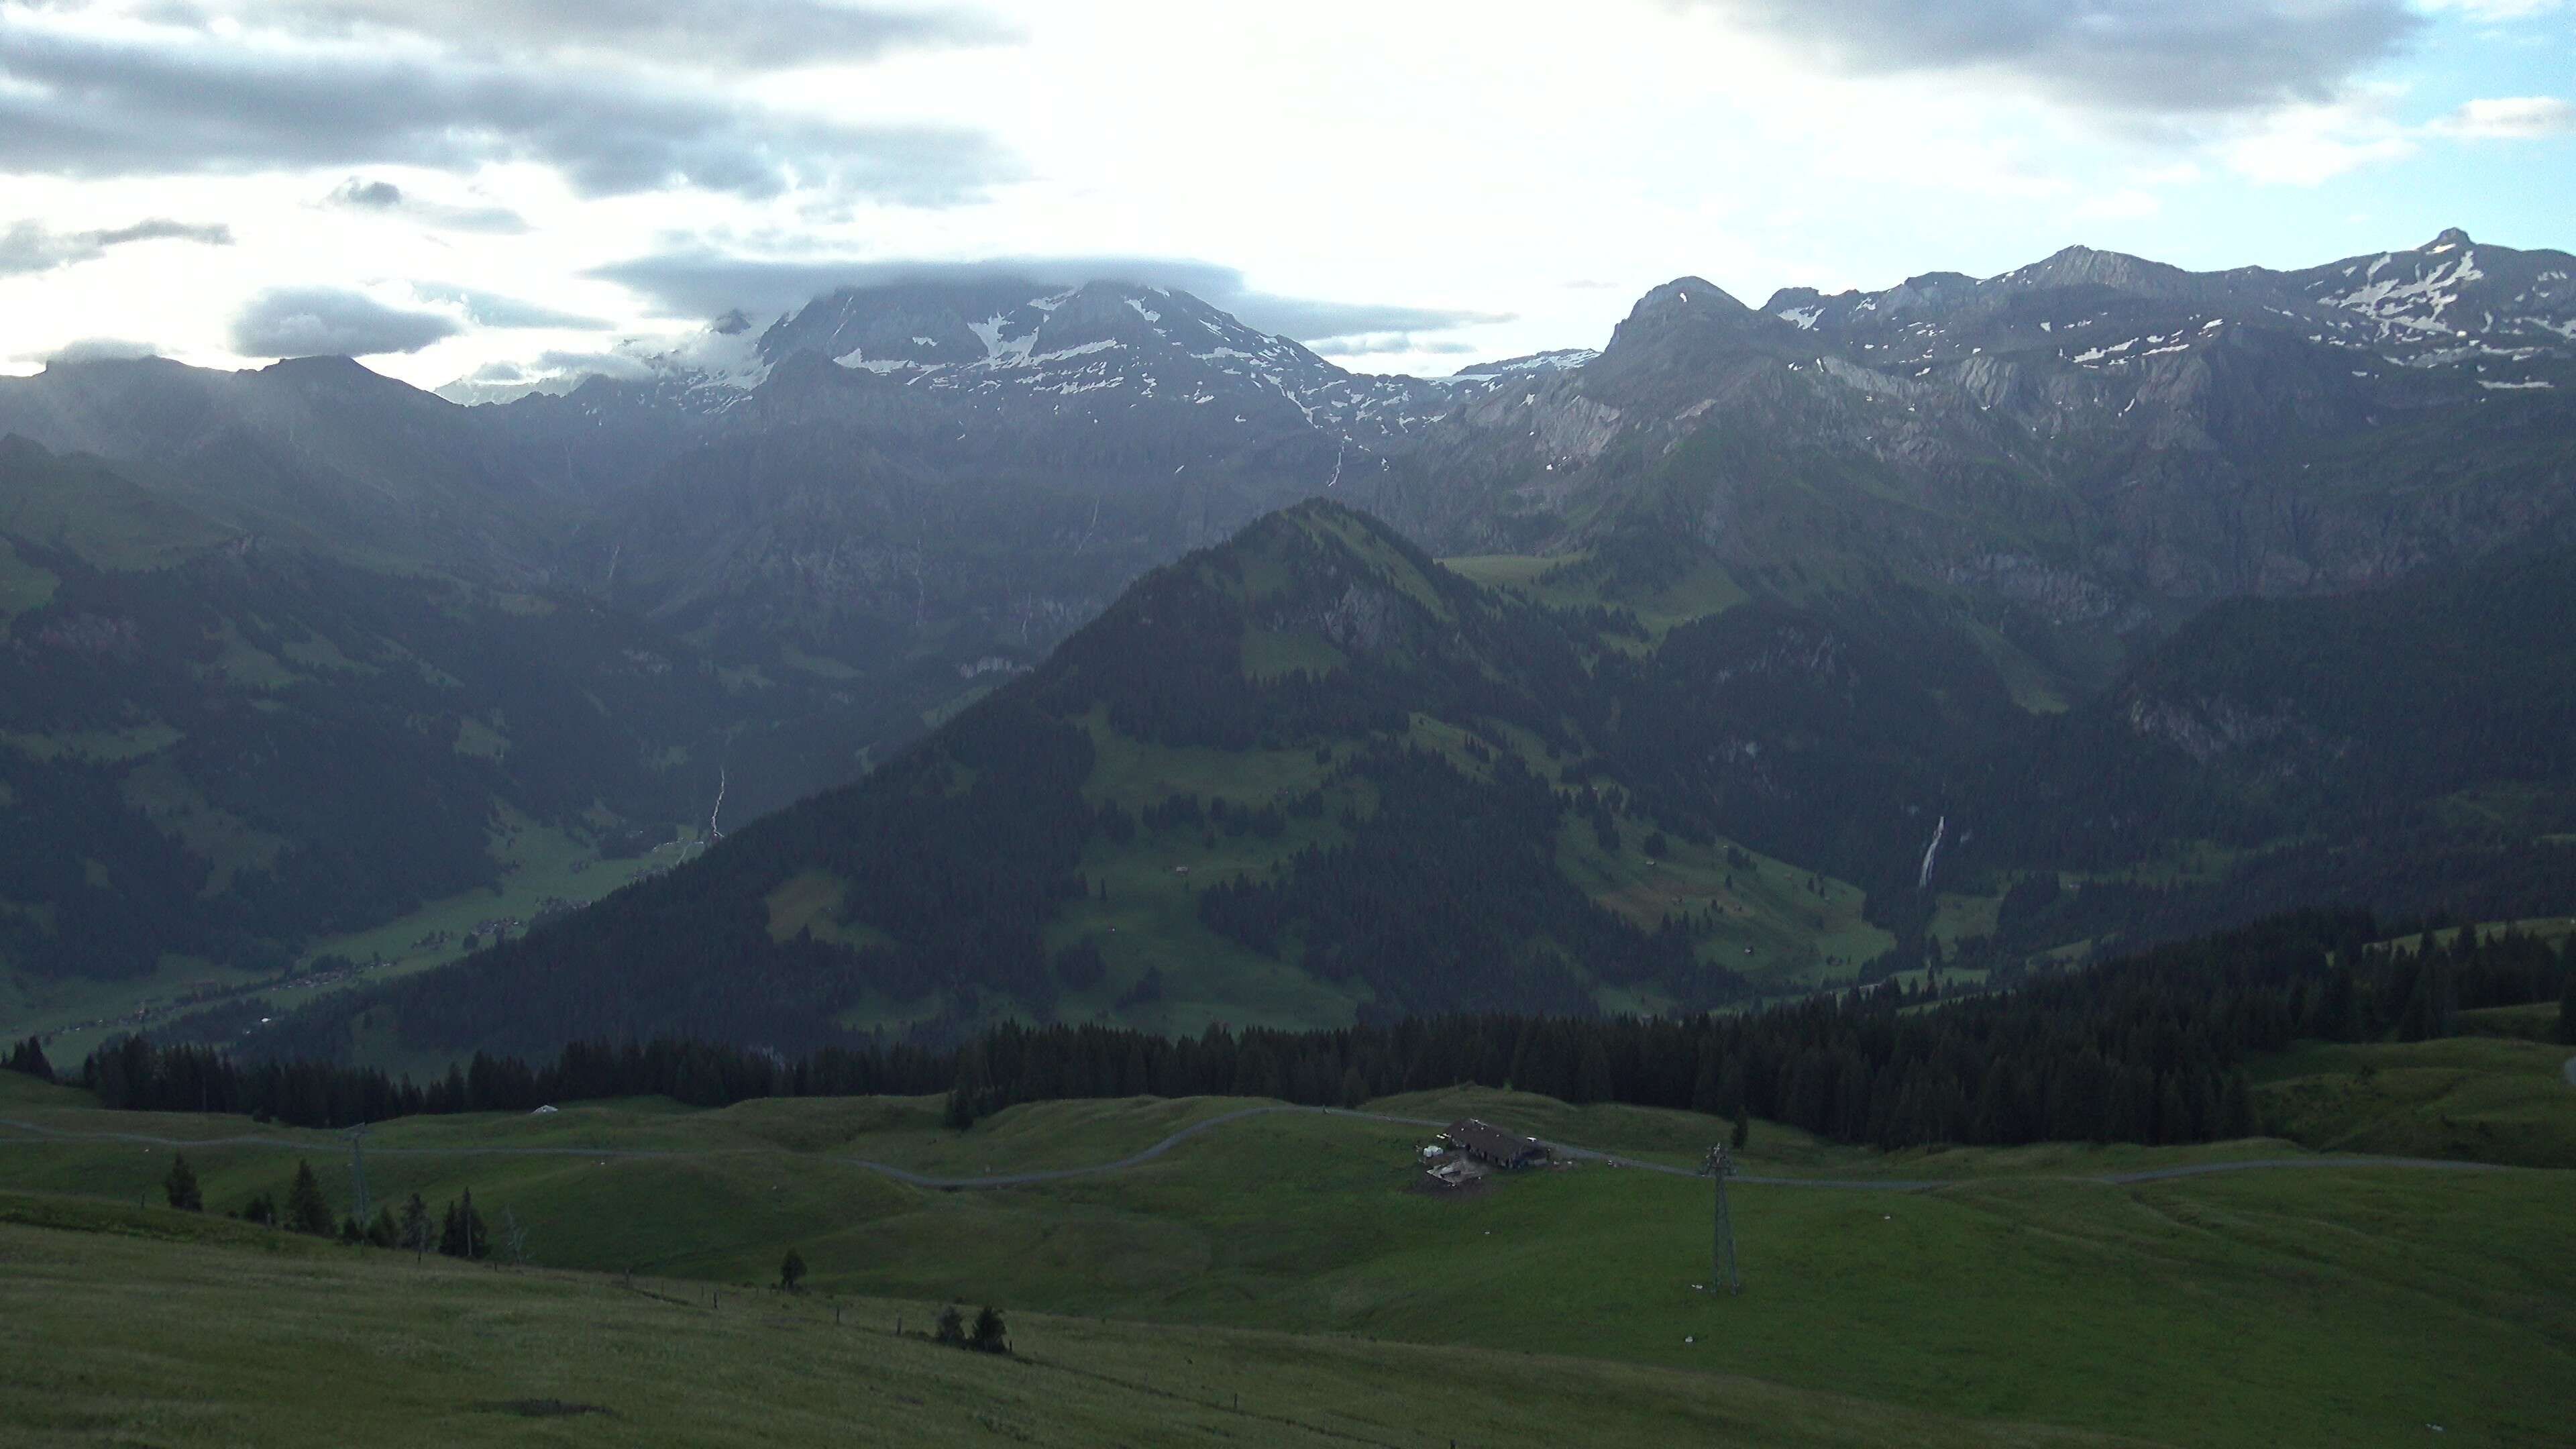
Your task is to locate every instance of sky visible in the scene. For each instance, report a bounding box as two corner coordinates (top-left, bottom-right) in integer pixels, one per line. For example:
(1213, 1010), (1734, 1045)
(1, 0), (2570, 394)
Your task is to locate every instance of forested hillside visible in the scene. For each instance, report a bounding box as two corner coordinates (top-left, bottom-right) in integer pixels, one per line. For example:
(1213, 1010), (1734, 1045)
(233, 499), (2576, 1065)
(74, 912), (2571, 1156)
(0, 436), (866, 988)
(9, 235), (2575, 1061)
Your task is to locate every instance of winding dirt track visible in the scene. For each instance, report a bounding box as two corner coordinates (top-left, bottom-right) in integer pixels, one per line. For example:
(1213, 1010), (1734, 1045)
(0, 1105), (2523, 1192)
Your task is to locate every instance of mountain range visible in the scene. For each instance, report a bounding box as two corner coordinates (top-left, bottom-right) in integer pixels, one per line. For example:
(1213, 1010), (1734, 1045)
(3, 227), (2571, 1059)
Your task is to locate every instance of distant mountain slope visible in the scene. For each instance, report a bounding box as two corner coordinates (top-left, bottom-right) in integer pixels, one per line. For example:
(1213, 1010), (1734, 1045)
(1358, 229), (2576, 629)
(9, 231), (2576, 1056)
(248, 502), (1902, 1059)
(0, 437), (872, 993)
(242, 486), (2576, 1065)
(1968, 533), (2576, 953)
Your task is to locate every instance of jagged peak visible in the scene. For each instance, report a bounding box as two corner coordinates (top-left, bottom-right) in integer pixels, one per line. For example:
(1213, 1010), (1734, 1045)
(2423, 227), (2474, 251)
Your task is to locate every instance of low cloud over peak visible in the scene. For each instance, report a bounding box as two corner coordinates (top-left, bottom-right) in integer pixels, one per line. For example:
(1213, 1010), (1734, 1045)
(588, 248), (1512, 346)
(230, 287), (460, 358)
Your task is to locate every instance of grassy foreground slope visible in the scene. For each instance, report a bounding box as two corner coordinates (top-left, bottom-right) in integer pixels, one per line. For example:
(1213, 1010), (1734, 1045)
(3, 1072), (2571, 1448)
(0, 1197), (2139, 1449)
(2251, 1035), (2576, 1167)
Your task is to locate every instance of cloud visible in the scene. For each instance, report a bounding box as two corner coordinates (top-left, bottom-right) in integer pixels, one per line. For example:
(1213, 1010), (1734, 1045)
(0, 20), (1013, 203)
(411, 283), (609, 330)
(2220, 100), (2414, 184)
(2073, 188), (2161, 220)
(2428, 96), (2575, 139)
(1687, 0), (2422, 117)
(230, 287), (461, 357)
(328, 178), (404, 209)
(1308, 333), (1481, 358)
(42, 337), (161, 364)
(324, 176), (529, 233)
(2415, 0), (2564, 19)
(1245, 297), (1515, 342)
(221, 0), (1012, 68)
(434, 347), (654, 404)
(0, 215), (232, 276)
(2222, 91), (2569, 184)
(588, 249), (1513, 343)
(589, 252), (1241, 318)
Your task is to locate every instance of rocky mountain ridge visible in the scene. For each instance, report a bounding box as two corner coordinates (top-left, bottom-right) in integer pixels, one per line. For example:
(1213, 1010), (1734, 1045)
(1368, 229), (2574, 619)
(3, 227), (2571, 1022)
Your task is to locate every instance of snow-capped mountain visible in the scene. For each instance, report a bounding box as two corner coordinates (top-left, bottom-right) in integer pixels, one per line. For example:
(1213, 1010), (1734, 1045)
(1760, 229), (2573, 392)
(609, 278), (1479, 457)
(1367, 229), (2574, 609)
(1446, 349), (1600, 380)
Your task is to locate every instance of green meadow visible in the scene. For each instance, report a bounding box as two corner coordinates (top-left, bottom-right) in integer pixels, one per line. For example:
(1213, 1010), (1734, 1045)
(2, 1051), (2569, 1448)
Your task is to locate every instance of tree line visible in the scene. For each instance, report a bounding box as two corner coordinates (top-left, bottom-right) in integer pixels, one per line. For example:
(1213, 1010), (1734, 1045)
(154, 1150), (514, 1260)
(59, 911), (2572, 1150)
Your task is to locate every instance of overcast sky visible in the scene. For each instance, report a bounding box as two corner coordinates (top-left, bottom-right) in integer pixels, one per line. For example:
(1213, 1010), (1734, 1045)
(2, 0), (2570, 393)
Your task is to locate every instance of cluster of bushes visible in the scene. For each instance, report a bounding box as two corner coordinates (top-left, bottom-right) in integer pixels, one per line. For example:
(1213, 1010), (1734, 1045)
(934, 1303), (1010, 1354)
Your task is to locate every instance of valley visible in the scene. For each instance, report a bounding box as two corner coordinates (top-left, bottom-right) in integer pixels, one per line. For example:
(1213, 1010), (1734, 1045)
(6, 6), (2573, 1446)
(7, 228), (2576, 1062)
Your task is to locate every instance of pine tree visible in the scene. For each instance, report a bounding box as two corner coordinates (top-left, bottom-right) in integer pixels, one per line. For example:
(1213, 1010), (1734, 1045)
(2218, 1069), (2255, 1140)
(970, 1305), (1009, 1354)
(934, 1304), (967, 1346)
(780, 1248), (807, 1292)
(439, 1189), (490, 1259)
(399, 1193), (432, 1257)
(2559, 969), (2576, 1046)
(1729, 1106), (1750, 1151)
(1572, 1038), (1614, 1104)
(3, 1034), (52, 1081)
(162, 1153), (203, 1212)
(367, 1205), (399, 1248)
(284, 1160), (335, 1236)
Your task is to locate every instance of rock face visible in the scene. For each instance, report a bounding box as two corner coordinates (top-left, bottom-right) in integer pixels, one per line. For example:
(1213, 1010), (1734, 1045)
(5, 235), (2573, 1014)
(3, 233), (2569, 835)
(1361, 229), (2576, 623)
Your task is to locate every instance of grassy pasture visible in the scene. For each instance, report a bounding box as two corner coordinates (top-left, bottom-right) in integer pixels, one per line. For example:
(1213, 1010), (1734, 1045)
(0, 1192), (2146, 1449)
(2251, 1035), (2576, 1168)
(0, 1077), (2567, 1448)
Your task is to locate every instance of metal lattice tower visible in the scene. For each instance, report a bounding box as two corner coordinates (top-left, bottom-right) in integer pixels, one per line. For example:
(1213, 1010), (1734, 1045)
(1699, 1144), (1741, 1295)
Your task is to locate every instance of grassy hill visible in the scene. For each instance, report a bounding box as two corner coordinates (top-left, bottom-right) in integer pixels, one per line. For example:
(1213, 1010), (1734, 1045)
(3, 1073), (2569, 1447)
(251, 500), (1948, 1063)
(0, 1192), (2158, 1449)
(2251, 1035), (2576, 1167)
